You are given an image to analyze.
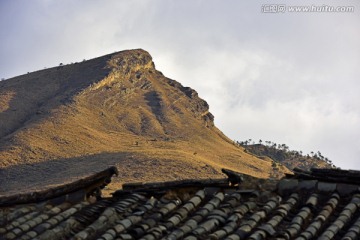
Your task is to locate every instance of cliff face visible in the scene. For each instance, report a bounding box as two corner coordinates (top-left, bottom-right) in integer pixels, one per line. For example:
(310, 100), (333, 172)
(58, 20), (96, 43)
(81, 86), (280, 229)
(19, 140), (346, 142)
(0, 49), (290, 195)
(84, 49), (214, 135)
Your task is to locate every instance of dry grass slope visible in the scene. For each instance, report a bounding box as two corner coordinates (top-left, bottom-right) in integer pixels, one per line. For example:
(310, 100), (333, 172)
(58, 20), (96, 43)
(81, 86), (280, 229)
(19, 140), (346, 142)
(0, 49), (291, 195)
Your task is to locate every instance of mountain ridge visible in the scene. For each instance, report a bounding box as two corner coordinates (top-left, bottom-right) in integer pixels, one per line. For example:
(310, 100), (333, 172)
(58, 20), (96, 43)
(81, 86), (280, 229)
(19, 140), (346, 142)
(237, 141), (334, 171)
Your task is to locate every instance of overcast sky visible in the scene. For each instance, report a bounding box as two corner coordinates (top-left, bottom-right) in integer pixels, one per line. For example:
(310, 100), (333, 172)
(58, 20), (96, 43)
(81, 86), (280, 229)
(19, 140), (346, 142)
(1, 0), (359, 169)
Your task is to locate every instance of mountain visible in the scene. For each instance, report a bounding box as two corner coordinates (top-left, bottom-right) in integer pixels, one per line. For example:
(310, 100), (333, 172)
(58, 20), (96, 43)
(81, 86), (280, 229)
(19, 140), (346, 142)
(0, 49), (291, 195)
(236, 141), (334, 171)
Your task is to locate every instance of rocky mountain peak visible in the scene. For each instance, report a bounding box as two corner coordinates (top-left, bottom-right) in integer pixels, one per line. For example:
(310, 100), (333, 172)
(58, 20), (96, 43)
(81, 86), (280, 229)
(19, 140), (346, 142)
(107, 49), (155, 74)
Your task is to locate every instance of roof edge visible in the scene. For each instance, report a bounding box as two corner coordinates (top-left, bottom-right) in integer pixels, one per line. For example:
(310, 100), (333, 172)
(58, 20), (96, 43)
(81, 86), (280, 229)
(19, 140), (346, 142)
(0, 166), (118, 207)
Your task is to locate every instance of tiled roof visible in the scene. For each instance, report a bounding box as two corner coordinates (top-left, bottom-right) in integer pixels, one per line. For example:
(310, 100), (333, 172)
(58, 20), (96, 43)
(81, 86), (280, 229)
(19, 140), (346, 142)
(1, 168), (360, 240)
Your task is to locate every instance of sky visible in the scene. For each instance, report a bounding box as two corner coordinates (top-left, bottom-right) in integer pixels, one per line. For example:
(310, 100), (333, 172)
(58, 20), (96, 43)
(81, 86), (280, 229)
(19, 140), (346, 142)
(0, 0), (359, 169)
